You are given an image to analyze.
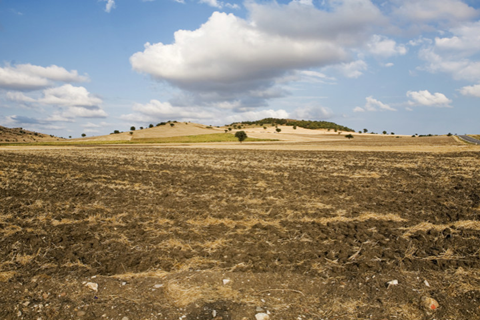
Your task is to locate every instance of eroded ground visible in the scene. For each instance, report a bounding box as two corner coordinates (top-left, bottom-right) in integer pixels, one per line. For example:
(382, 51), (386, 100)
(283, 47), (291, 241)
(1, 145), (480, 319)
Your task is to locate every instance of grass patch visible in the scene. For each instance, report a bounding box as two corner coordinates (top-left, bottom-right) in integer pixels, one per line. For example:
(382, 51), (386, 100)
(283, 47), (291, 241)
(131, 133), (276, 143)
(0, 133), (276, 146)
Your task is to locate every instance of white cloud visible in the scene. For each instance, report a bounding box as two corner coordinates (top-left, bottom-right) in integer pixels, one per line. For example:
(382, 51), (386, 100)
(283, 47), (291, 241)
(130, 1), (385, 108)
(393, 0), (478, 24)
(104, 0), (116, 13)
(355, 96), (396, 112)
(353, 106), (365, 112)
(332, 60), (368, 78)
(407, 90), (452, 107)
(6, 91), (36, 103)
(383, 62), (394, 67)
(199, 0), (222, 8)
(367, 35), (407, 57)
(459, 84), (480, 97)
(0, 63), (89, 91)
(225, 109), (290, 123)
(40, 84), (102, 108)
(290, 105), (334, 120)
(123, 99), (215, 122)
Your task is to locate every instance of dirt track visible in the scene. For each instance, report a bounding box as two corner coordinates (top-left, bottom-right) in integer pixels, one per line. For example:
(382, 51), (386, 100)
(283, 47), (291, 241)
(1, 142), (480, 319)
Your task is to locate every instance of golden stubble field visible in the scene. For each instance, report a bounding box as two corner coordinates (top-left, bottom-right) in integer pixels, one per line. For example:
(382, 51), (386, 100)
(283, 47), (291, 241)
(1, 136), (480, 320)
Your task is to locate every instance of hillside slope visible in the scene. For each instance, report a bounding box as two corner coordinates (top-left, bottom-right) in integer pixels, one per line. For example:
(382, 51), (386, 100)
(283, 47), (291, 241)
(0, 126), (64, 143)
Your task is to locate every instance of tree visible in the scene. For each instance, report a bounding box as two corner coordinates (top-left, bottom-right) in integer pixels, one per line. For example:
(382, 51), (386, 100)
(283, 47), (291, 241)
(140, 126), (144, 130)
(113, 130), (120, 134)
(391, 132), (394, 135)
(69, 136), (72, 139)
(224, 129), (228, 133)
(358, 131), (362, 134)
(276, 128), (281, 133)
(363, 128), (368, 133)
(263, 126), (267, 130)
(130, 126), (136, 131)
(345, 134), (354, 139)
(81, 133), (86, 137)
(383, 130), (387, 134)
(293, 125), (297, 130)
(170, 123), (175, 127)
(235, 130), (247, 142)
(228, 127), (232, 131)
(149, 124), (154, 128)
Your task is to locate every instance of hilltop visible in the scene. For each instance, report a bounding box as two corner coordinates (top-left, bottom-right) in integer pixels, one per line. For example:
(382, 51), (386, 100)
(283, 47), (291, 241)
(0, 126), (65, 143)
(231, 118), (355, 132)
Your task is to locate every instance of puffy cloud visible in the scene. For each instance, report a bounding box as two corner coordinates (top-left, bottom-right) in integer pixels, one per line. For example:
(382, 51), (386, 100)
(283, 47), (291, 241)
(393, 0), (478, 24)
(0, 63), (89, 91)
(225, 109), (290, 123)
(246, 0), (385, 44)
(104, 0), (116, 13)
(130, 1), (385, 108)
(333, 60), (368, 78)
(354, 96), (396, 112)
(459, 84), (480, 97)
(290, 105), (334, 120)
(40, 84), (102, 108)
(367, 35), (407, 57)
(407, 90), (452, 107)
(6, 91), (36, 103)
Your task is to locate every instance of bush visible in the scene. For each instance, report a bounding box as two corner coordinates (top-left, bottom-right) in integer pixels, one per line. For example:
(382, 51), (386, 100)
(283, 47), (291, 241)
(149, 124), (154, 128)
(81, 133), (86, 137)
(293, 125), (297, 130)
(130, 126), (136, 131)
(170, 123), (175, 127)
(345, 134), (354, 139)
(276, 128), (281, 133)
(235, 131), (247, 142)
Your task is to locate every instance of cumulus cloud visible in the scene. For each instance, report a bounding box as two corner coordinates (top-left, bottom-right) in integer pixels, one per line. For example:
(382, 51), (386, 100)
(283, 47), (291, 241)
(130, 1), (386, 109)
(354, 96), (396, 112)
(392, 0), (478, 25)
(407, 90), (452, 107)
(199, 0), (222, 8)
(459, 84), (480, 97)
(40, 85), (102, 107)
(225, 109), (290, 123)
(290, 105), (334, 120)
(104, 0), (116, 13)
(367, 35), (407, 57)
(0, 63), (89, 91)
(6, 91), (36, 103)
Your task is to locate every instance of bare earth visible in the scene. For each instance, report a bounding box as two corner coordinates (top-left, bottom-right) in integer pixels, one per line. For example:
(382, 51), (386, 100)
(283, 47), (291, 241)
(1, 133), (480, 320)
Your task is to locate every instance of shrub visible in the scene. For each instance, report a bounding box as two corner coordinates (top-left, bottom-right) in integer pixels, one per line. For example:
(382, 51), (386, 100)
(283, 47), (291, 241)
(130, 126), (136, 131)
(293, 125), (297, 130)
(345, 134), (354, 139)
(447, 132), (452, 136)
(276, 128), (281, 133)
(170, 123), (175, 127)
(149, 124), (154, 128)
(81, 133), (86, 137)
(235, 130), (247, 142)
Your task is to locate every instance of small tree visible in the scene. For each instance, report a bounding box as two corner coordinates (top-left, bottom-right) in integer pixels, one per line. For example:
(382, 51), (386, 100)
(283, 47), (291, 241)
(113, 130), (120, 134)
(69, 136), (72, 139)
(235, 130), (247, 142)
(224, 129), (228, 133)
(170, 123), (175, 127)
(130, 126), (136, 131)
(447, 132), (452, 136)
(345, 134), (354, 139)
(81, 133), (86, 137)
(140, 126), (144, 130)
(363, 128), (368, 133)
(276, 128), (281, 133)
(263, 126), (267, 130)
(383, 130), (387, 134)
(391, 132), (394, 135)
(293, 125), (297, 130)
(228, 127), (232, 131)
(149, 124), (154, 128)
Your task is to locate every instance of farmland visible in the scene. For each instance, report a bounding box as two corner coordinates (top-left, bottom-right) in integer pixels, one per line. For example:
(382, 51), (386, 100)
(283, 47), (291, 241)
(1, 137), (480, 319)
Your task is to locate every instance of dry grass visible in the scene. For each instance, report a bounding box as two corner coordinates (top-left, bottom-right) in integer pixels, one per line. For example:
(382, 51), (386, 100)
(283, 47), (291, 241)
(0, 271), (16, 282)
(294, 212), (406, 224)
(166, 281), (240, 307)
(402, 220), (480, 238)
(111, 270), (170, 280)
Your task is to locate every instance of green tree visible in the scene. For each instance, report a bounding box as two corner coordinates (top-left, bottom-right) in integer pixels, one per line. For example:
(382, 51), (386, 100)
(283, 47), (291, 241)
(224, 129), (228, 133)
(383, 130), (387, 134)
(149, 124), (154, 128)
(81, 133), (86, 137)
(170, 123), (175, 127)
(130, 126), (136, 131)
(228, 127), (232, 131)
(345, 134), (354, 139)
(363, 128), (368, 133)
(276, 128), (281, 133)
(113, 130), (120, 134)
(235, 130), (247, 142)
(293, 125), (297, 130)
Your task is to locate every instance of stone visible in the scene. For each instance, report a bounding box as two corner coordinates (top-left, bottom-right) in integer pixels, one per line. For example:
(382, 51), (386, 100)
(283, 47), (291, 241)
(255, 313), (270, 320)
(85, 282), (98, 292)
(421, 296), (439, 310)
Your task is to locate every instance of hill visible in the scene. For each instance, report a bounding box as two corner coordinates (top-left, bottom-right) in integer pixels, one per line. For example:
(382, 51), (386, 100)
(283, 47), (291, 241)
(0, 126), (65, 143)
(230, 118), (355, 132)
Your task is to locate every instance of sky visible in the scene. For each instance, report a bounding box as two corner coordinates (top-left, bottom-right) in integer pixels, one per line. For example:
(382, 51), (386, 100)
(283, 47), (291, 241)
(1, 0), (480, 138)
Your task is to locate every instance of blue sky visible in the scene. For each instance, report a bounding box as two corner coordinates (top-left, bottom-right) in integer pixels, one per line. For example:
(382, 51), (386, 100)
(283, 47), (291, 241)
(1, 0), (480, 137)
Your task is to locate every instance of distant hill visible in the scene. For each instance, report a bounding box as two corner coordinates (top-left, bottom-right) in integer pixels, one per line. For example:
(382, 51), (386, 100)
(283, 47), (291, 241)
(230, 118), (355, 132)
(0, 126), (65, 143)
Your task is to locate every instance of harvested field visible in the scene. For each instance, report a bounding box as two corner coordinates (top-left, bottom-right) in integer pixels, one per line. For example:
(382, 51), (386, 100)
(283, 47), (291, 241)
(1, 141), (480, 319)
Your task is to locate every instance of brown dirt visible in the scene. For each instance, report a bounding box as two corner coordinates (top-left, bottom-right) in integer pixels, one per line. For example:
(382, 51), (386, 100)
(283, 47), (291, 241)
(1, 143), (480, 319)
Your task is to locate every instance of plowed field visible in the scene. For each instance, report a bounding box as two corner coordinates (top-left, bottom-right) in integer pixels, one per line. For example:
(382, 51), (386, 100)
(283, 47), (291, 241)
(1, 146), (479, 319)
